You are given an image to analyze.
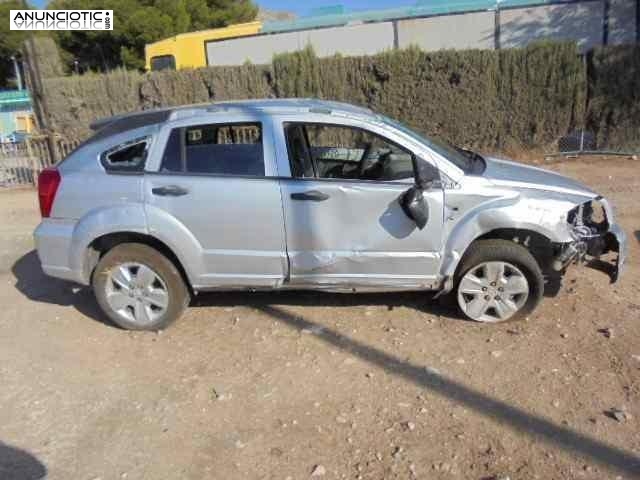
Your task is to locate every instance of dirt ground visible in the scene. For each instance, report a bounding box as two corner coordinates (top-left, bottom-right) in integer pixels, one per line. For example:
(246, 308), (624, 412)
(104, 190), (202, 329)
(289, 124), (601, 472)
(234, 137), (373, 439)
(0, 156), (638, 480)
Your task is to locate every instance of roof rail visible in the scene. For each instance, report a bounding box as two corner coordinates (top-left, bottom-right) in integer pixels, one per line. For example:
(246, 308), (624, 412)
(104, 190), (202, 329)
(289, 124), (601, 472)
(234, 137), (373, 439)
(308, 107), (332, 115)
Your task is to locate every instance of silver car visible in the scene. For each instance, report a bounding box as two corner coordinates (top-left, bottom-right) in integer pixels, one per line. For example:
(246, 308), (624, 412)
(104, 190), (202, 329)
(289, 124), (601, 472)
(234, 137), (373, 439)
(34, 99), (626, 330)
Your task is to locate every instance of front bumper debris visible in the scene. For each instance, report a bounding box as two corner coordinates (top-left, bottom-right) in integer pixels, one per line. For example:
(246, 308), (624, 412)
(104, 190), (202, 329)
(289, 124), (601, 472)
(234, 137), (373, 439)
(595, 223), (626, 283)
(555, 198), (627, 283)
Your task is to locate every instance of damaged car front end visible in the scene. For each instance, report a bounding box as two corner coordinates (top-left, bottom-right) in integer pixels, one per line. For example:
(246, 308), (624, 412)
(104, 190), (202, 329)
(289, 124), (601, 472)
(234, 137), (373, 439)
(472, 156), (627, 286)
(557, 197), (626, 282)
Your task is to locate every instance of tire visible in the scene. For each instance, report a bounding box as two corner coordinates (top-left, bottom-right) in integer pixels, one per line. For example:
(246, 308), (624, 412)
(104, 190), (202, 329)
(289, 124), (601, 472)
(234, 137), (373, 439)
(92, 243), (190, 330)
(454, 239), (544, 323)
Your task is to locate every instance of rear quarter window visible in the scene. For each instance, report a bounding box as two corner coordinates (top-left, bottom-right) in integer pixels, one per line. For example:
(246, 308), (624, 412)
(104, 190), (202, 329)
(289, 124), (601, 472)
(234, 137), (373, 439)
(101, 137), (150, 173)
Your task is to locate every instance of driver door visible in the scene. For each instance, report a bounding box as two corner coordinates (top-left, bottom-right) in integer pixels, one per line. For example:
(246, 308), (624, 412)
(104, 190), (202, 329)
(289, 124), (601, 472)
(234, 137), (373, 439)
(277, 120), (445, 289)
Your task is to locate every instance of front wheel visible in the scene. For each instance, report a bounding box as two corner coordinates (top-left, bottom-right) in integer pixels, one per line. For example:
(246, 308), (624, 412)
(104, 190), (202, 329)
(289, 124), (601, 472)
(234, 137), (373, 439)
(92, 243), (190, 330)
(454, 239), (544, 323)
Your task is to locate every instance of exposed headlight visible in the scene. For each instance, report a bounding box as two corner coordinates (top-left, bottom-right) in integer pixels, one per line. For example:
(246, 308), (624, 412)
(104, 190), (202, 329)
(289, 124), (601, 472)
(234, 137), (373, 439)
(567, 198), (609, 238)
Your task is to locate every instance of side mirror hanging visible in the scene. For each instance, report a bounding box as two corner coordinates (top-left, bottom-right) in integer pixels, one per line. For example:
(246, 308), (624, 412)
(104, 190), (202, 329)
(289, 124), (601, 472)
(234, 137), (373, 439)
(400, 186), (429, 229)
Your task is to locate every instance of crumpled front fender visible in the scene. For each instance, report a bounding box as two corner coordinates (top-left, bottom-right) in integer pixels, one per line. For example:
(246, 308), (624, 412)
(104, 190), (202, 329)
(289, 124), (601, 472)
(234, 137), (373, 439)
(438, 188), (596, 291)
(603, 223), (627, 282)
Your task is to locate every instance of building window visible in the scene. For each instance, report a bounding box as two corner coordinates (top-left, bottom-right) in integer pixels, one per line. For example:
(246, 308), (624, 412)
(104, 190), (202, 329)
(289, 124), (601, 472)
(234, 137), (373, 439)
(151, 55), (176, 71)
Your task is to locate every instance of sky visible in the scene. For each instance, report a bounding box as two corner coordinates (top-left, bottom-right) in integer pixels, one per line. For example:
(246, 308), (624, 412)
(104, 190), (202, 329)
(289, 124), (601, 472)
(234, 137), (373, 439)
(29, 0), (408, 16)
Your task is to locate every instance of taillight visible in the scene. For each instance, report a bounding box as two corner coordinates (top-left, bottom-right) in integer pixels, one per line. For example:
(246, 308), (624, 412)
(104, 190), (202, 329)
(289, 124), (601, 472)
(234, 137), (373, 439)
(38, 167), (61, 218)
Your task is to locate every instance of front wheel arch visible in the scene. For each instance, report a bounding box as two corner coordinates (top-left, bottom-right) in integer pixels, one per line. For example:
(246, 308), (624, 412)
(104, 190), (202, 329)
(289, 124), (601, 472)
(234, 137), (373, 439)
(439, 227), (559, 293)
(475, 228), (558, 273)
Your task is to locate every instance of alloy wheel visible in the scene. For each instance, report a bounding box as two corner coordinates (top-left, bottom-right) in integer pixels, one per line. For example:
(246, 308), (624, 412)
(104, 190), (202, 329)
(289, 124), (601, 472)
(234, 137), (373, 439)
(457, 261), (529, 322)
(104, 262), (169, 326)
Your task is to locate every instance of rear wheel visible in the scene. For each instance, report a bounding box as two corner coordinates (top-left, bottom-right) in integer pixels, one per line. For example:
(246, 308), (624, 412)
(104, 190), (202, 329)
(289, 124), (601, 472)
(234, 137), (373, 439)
(92, 243), (189, 330)
(454, 239), (544, 323)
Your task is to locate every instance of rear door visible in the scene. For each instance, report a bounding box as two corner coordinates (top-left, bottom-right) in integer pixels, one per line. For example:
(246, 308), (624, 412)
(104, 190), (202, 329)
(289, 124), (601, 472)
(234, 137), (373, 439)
(144, 115), (287, 289)
(275, 118), (445, 289)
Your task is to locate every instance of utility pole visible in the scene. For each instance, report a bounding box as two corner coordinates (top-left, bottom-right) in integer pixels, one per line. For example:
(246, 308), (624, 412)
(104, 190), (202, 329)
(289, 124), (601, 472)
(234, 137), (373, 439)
(11, 55), (23, 90)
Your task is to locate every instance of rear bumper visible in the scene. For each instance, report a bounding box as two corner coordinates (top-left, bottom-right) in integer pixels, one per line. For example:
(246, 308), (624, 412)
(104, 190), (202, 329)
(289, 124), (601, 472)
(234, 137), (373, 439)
(34, 219), (85, 285)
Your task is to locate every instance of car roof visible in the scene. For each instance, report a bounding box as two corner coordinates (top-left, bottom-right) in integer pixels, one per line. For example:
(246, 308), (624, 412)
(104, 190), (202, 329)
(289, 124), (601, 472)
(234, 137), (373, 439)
(82, 98), (466, 182)
(90, 99), (376, 134)
(208, 98), (374, 117)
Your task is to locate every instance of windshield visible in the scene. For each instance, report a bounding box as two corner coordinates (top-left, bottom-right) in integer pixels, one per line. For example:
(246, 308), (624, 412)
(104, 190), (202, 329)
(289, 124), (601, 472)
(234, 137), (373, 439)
(379, 115), (482, 174)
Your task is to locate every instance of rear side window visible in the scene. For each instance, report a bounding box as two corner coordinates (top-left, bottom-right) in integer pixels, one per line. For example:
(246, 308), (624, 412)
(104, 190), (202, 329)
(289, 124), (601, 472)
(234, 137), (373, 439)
(101, 137), (150, 173)
(160, 123), (264, 176)
(151, 55), (176, 71)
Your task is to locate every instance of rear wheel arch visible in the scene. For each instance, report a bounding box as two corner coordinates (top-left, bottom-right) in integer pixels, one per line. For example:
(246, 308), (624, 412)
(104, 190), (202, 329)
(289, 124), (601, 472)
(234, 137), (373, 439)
(84, 232), (193, 294)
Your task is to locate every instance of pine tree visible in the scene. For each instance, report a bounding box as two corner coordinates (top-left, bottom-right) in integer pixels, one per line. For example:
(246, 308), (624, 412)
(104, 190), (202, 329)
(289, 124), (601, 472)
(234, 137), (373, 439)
(46, 0), (258, 71)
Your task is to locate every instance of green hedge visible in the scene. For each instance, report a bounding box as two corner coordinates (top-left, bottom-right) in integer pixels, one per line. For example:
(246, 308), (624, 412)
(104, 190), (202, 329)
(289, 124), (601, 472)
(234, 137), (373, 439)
(587, 45), (640, 151)
(39, 42), (591, 151)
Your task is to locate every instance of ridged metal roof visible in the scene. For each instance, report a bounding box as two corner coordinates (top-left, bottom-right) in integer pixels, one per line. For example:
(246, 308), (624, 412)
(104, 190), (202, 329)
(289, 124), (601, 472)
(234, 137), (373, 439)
(0, 90), (31, 107)
(261, 1), (564, 34)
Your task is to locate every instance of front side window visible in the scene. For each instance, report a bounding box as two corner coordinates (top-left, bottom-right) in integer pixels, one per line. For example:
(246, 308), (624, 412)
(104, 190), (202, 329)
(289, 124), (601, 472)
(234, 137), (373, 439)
(101, 137), (149, 172)
(160, 122), (264, 176)
(285, 123), (415, 182)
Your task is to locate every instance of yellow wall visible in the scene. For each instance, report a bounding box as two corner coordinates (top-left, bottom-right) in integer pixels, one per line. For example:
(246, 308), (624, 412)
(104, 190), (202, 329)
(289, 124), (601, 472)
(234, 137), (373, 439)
(145, 21), (262, 70)
(15, 111), (35, 133)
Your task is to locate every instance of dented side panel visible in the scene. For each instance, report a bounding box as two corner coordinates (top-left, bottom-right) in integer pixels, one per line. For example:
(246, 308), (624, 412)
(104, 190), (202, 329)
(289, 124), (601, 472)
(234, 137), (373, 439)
(280, 179), (445, 289)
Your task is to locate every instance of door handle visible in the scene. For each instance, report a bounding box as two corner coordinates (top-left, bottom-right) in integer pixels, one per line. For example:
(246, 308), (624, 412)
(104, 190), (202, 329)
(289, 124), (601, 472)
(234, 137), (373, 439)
(152, 185), (189, 197)
(290, 190), (330, 202)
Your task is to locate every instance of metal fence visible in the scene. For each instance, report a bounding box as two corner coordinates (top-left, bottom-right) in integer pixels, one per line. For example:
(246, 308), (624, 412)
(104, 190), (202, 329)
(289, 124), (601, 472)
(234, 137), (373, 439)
(0, 142), (35, 187)
(0, 135), (79, 188)
(545, 128), (639, 161)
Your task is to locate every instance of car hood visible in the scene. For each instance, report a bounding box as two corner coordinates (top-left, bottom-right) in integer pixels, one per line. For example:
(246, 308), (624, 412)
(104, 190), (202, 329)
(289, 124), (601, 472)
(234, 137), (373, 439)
(482, 157), (596, 197)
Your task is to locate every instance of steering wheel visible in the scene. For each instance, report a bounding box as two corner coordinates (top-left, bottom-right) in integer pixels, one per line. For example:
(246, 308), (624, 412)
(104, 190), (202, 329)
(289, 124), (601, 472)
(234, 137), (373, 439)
(377, 149), (392, 167)
(357, 143), (373, 177)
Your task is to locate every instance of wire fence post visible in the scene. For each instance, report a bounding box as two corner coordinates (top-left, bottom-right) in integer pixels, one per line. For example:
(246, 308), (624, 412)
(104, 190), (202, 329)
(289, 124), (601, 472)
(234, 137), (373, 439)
(25, 137), (38, 186)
